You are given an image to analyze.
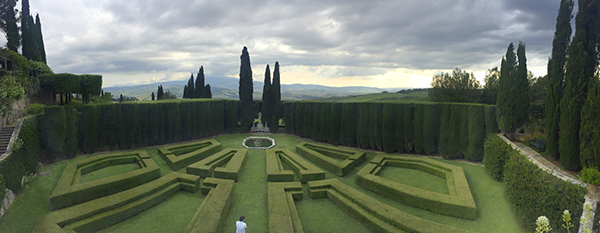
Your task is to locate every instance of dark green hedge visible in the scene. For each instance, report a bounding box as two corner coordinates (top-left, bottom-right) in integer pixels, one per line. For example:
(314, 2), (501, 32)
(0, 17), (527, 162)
(482, 134), (514, 181)
(504, 150), (586, 231)
(42, 100), (238, 160)
(283, 102), (496, 161)
(44, 106), (66, 163)
(0, 116), (42, 193)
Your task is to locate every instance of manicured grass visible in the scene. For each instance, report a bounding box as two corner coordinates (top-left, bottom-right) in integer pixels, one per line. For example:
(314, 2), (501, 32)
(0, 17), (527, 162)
(98, 191), (205, 233)
(0, 133), (526, 233)
(79, 163), (141, 183)
(377, 166), (449, 195)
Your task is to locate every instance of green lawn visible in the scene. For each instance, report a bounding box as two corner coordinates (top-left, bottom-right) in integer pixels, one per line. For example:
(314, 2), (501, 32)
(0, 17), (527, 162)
(378, 166), (449, 194)
(0, 133), (526, 233)
(79, 163), (141, 183)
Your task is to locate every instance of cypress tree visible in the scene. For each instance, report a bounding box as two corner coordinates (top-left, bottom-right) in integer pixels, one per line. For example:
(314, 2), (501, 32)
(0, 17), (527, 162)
(151, 92), (155, 100)
(239, 47), (254, 131)
(34, 14), (46, 63)
(328, 103), (342, 145)
(422, 104), (441, 155)
(184, 74), (194, 98)
(580, 74), (600, 168)
(514, 42), (530, 128)
(497, 43), (518, 139)
(0, 0), (20, 52)
(357, 103), (370, 149)
(546, 0), (574, 159)
(341, 103), (358, 147)
(413, 104), (425, 154)
(394, 104), (406, 153)
(403, 103), (415, 153)
(203, 84), (212, 99)
(261, 64), (272, 126)
(559, 0), (599, 170)
(196, 66), (205, 98)
(270, 62), (281, 132)
(382, 103), (396, 153)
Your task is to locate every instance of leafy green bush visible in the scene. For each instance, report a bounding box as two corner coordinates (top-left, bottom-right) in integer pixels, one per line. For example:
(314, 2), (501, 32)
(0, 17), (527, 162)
(27, 60), (53, 75)
(26, 103), (45, 115)
(577, 167), (600, 185)
(64, 106), (78, 159)
(483, 134), (514, 181)
(465, 105), (485, 161)
(504, 151), (587, 231)
(0, 116), (42, 193)
(0, 174), (7, 202)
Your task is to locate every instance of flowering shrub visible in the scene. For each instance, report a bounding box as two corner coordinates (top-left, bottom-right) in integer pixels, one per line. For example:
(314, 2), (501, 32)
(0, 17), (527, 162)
(535, 216), (551, 233)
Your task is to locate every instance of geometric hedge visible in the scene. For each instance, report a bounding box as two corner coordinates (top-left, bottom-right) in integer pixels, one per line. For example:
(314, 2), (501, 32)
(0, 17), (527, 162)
(266, 148), (325, 183)
(49, 150), (161, 210)
(267, 182), (304, 233)
(296, 141), (366, 176)
(186, 148), (248, 182)
(157, 139), (222, 170)
(356, 154), (477, 220)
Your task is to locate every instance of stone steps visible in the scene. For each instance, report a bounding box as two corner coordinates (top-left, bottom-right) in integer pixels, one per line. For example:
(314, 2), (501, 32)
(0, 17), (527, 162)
(0, 126), (15, 154)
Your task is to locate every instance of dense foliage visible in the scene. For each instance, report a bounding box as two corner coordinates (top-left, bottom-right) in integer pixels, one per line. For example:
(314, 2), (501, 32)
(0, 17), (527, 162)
(497, 42), (529, 139)
(261, 65), (271, 127)
(504, 150), (586, 231)
(0, 115), (42, 193)
(284, 101), (497, 161)
(429, 68), (480, 103)
(482, 134), (515, 181)
(558, 0), (599, 170)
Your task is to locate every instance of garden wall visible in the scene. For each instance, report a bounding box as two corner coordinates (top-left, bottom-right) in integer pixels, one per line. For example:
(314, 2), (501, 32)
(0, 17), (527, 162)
(284, 102), (497, 161)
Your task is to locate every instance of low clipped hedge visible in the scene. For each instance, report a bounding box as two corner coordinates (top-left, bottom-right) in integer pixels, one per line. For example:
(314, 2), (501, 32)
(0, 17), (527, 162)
(50, 150), (160, 210)
(267, 182), (304, 233)
(296, 141), (366, 176)
(34, 172), (200, 233)
(158, 139), (222, 171)
(0, 115), (42, 194)
(307, 179), (477, 233)
(356, 155), (477, 220)
(186, 177), (234, 233)
(186, 148), (247, 182)
(266, 149), (325, 183)
(482, 134), (515, 181)
(504, 149), (587, 231)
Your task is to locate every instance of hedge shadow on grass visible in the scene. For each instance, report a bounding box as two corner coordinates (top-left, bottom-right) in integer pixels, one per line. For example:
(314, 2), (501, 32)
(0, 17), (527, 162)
(295, 141), (366, 176)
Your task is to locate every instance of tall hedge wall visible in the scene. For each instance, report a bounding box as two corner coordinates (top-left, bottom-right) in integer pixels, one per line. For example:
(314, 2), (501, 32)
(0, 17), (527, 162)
(283, 102), (497, 161)
(37, 100), (239, 160)
(0, 115), (42, 194)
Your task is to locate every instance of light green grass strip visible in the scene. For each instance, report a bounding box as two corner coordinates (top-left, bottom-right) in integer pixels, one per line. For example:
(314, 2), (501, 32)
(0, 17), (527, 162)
(158, 139), (222, 170)
(186, 148), (247, 182)
(356, 154), (476, 220)
(185, 177), (234, 233)
(50, 150), (161, 210)
(267, 149), (325, 182)
(307, 179), (477, 233)
(296, 141), (365, 176)
(267, 182), (304, 233)
(33, 172), (200, 233)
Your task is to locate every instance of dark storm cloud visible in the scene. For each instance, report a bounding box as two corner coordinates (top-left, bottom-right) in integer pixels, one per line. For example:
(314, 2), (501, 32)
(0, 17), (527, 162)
(26, 0), (564, 86)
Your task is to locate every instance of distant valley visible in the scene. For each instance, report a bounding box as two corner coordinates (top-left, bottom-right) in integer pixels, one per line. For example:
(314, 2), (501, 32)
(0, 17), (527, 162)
(103, 76), (408, 101)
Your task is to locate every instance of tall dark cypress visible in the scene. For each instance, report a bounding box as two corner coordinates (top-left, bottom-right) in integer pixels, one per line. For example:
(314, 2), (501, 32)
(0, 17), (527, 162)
(184, 73), (194, 98)
(514, 42), (530, 129)
(20, 0), (33, 60)
(239, 47), (254, 131)
(0, 0), (20, 52)
(497, 43), (517, 139)
(559, 0), (599, 170)
(261, 64), (272, 126)
(34, 14), (46, 63)
(195, 66), (205, 98)
(546, 0), (574, 159)
(270, 61), (281, 132)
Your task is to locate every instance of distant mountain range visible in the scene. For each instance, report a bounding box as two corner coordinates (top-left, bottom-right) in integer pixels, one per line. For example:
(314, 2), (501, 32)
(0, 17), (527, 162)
(103, 77), (408, 101)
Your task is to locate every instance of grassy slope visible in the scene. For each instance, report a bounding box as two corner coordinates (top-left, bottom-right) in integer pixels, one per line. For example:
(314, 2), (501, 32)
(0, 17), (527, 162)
(316, 90), (430, 102)
(0, 134), (525, 233)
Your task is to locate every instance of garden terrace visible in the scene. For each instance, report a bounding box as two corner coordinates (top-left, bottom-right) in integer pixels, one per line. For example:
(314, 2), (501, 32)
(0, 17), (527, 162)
(50, 150), (160, 210)
(356, 154), (477, 220)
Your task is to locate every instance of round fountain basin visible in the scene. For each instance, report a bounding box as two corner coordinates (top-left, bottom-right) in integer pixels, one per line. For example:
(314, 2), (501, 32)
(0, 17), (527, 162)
(242, 137), (275, 149)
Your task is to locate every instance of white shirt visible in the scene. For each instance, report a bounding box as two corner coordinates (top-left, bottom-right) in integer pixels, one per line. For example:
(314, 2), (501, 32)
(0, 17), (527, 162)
(236, 221), (247, 233)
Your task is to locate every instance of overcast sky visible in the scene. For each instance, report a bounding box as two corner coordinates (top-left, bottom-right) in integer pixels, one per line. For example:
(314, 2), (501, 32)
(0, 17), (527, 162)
(2, 0), (571, 88)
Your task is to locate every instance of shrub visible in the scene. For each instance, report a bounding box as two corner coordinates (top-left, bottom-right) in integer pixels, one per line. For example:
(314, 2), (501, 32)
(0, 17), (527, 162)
(402, 103), (415, 152)
(357, 103), (370, 149)
(327, 103), (342, 145)
(284, 102), (294, 134)
(577, 167), (600, 185)
(422, 104), (440, 155)
(484, 105), (499, 136)
(482, 134), (514, 181)
(0, 174), (6, 201)
(44, 106), (66, 163)
(504, 151), (587, 231)
(121, 103), (140, 149)
(413, 104), (425, 154)
(26, 103), (45, 115)
(78, 105), (99, 154)
(465, 105), (485, 161)
(394, 104), (406, 153)
(373, 103), (383, 151)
